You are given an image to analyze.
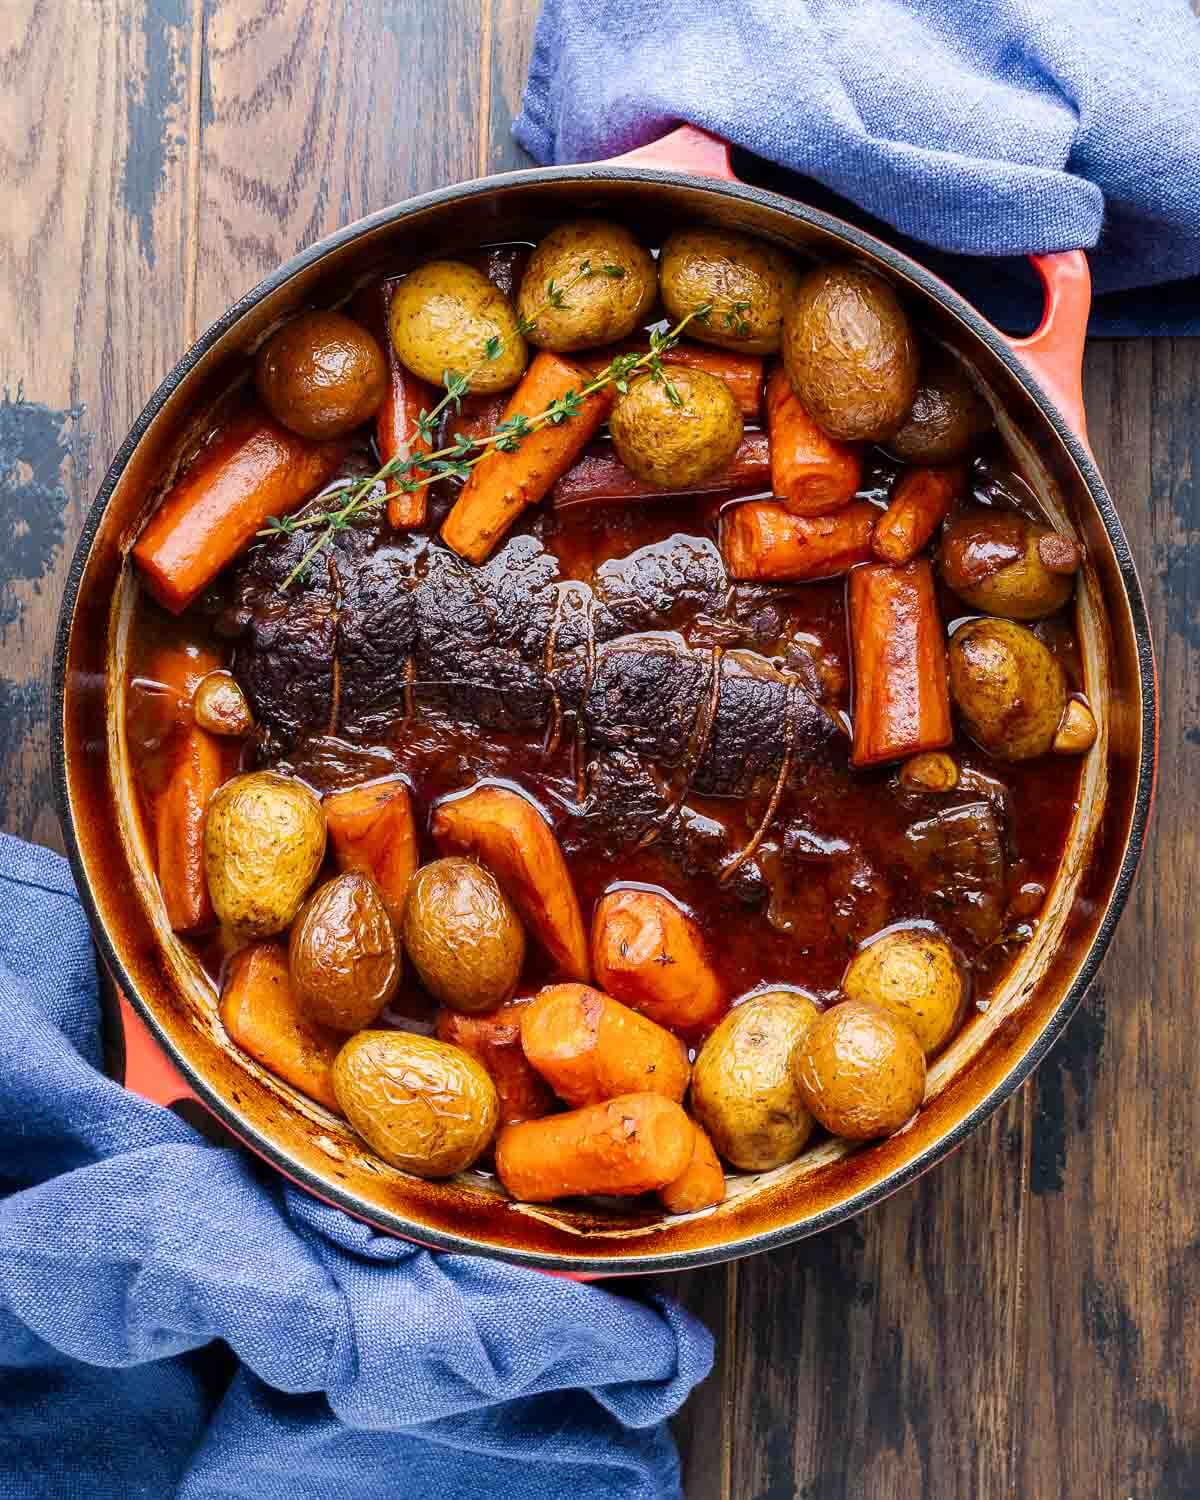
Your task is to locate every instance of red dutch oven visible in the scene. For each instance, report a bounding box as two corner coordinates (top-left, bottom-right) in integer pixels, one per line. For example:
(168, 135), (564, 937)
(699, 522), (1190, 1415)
(53, 128), (1157, 1275)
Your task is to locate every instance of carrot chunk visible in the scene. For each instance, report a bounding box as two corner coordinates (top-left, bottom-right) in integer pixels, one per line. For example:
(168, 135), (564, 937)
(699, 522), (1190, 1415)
(436, 1001), (556, 1128)
(766, 365), (863, 516)
(591, 888), (726, 1032)
(132, 410), (349, 613)
(872, 464), (965, 565)
(849, 558), (952, 767)
(323, 777), (418, 929)
(659, 1122), (726, 1214)
(441, 352), (614, 562)
(721, 499), (877, 582)
(156, 724), (223, 933)
(551, 432), (770, 509)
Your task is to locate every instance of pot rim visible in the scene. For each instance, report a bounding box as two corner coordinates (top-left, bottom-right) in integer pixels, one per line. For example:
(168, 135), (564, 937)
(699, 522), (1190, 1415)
(51, 160), (1157, 1273)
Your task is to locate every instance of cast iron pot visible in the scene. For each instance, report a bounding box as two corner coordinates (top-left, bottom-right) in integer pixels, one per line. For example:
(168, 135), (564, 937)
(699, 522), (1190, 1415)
(53, 128), (1157, 1274)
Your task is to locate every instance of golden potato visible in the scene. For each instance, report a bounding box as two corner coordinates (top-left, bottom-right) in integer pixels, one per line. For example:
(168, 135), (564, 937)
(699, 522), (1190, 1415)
(792, 999), (926, 1139)
(333, 1030), (499, 1176)
(658, 227), (801, 353)
(690, 991), (821, 1171)
(204, 772), (325, 938)
(255, 310), (387, 439)
(887, 354), (991, 464)
(940, 507), (1079, 620)
(389, 261), (527, 393)
(517, 220), (656, 351)
(842, 928), (964, 1056)
(289, 873), (401, 1032)
(948, 618), (1068, 761)
(609, 367), (743, 490)
(782, 263), (918, 441)
(192, 671), (254, 737)
(402, 857), (525, 1012)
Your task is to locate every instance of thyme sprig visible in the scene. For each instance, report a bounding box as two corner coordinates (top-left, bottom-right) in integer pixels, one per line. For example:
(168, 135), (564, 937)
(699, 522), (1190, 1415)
(696, 295), (753, 339)
(261, 297), (711, 590)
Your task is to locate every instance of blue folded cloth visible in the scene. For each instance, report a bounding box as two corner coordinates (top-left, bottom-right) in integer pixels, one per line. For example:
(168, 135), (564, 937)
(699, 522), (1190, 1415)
(515, 0), (1200, 335)
(0, 833), (712, 1499)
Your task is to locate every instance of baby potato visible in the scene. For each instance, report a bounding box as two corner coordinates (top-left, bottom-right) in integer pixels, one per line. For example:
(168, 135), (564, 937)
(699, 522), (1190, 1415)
(334, 1030), (499, 1176)
(402, 857), (525, 1013)
(389, 260), (527, 393)
(782, 263), (919, 442)
(887, 354), (991, 465)
(792, 999), (926, 1140)
(517, 220), (656, 352)
(691, 991), (821, 1171)
(940, 507), (1080, 620)
(289, 872), (401, 1032)
(255, 310), (387, 440)
(204, 771), (325, 938)
(659, 227), (802, 353)
(842, 927), (964, 1056)
(609, 367), (743, 490)
(949, 618), (1068, 761)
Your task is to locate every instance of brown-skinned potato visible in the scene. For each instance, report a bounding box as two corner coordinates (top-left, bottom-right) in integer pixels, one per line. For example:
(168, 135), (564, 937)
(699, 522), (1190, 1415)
(517, 220), (656, 351)
(389, 261), (527, 393)
(793, 999), (926, 1139)
(609, 367), (743, 490)
(658, 228), (801, 353)
(886, 354), (991, 464)
(402, 857), (525, 1013)
(289, 873), (401, 1032)
(255, 310), (387, 439)
(948, 618), (1068, 761)
(204, 772), (326, 938)
(842, 928), (964, 1056)
(940, 507), (1080, 620)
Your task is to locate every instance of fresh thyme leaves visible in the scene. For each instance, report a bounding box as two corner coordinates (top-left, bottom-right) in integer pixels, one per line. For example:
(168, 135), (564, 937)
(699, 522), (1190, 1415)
(696, 295), (753, 339)
(259, 297), (713, 590)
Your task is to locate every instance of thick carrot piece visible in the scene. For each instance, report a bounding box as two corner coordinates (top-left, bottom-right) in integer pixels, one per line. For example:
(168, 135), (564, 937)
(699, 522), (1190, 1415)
(766, 365), (863, 516)
(721, 499), (876, 582)
(382, 369), (436, 529)
(437, 1002), (556, 1127)
(219, 942), (342, 1112)
(132, 409), (349, 613)
(551, 431), (770, 510)
(591, 889), (726, 1032)
(659, 1123), (726, 1214)
(520, 984), (690, 1107)
(156, 724), (223, 932)
(441, 352), (614, 563)
(579, 340), (764, 418)
(495, 1093), (694, 1203)
(849, 558), (952, 767)
(872, 464), (965, 565)
(323, 777), (418, 929)
(431, 784), (589, 980)
(138, 640), (222, 749)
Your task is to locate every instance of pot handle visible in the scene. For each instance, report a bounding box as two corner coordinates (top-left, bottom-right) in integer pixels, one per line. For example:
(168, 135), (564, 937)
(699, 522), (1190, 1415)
(606, 126), (1092, 448)
(118, 989), (199, 1109)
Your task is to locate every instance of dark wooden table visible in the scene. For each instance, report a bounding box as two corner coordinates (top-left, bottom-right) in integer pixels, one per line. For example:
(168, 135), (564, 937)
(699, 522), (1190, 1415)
(2, 3), (1195, 1495)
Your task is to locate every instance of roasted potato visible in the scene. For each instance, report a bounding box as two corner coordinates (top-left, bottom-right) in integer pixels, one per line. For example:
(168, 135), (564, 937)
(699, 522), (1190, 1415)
(333, 1030), (499, 1176)
(658, 227), (801, 353)
(609, 367), (743, 490)
(940, 506), (1079, 621)
(782, 264), (919, 442)
(289, 873), (401, 1032)
(948, 618), (1068, 761)
(691, 991), (821, 1171)
(792, 999), (926, 1139)
(887, 354), (991, 464)
(255, 310), (388, 440)
(402, 857), (525, 1012)
(204, 772), (325, 937)
(517, 220), (656, 351)
(591, 887), (726, 1031)
(389, 260), (527, 393)
(192, 671), (254, 737)
(842, 927), (964, 1056)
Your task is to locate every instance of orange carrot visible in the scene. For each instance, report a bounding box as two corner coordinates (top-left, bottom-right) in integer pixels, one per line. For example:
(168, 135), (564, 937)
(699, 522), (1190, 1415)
(849, 558), (952, 767)
(872, 464), (965, 565)
(591, 889), (726, 1032)
(579, 340), (764, 418)
(132, 409), (349, 613)
(219, 942), (342, 1112)
(766, 365), (863, 516)
(721, 499), (877, 582)
(436, 1001), (556, 1127)
(156, 724), (223, 932)
(441, 353), (615, 563)
(323, 778), (418, 929)
(431, 785), (589, 980)
(352, 277), (433, 527)
(550, 432), (770, 509)
(659, 1122), (726, 1214)
(495, 1093), (694, 1202)
(520, 983), (690, 1107)
(139, 640), (222, 749)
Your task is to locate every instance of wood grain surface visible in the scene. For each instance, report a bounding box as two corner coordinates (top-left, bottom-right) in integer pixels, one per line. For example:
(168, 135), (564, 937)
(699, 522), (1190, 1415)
(0, 2), (1193, 1495)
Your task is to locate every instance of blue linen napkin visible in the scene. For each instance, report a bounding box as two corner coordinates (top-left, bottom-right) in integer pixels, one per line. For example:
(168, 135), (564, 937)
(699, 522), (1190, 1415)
(514, 0), (1200, 335)
(0, 833), (712, 1499)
